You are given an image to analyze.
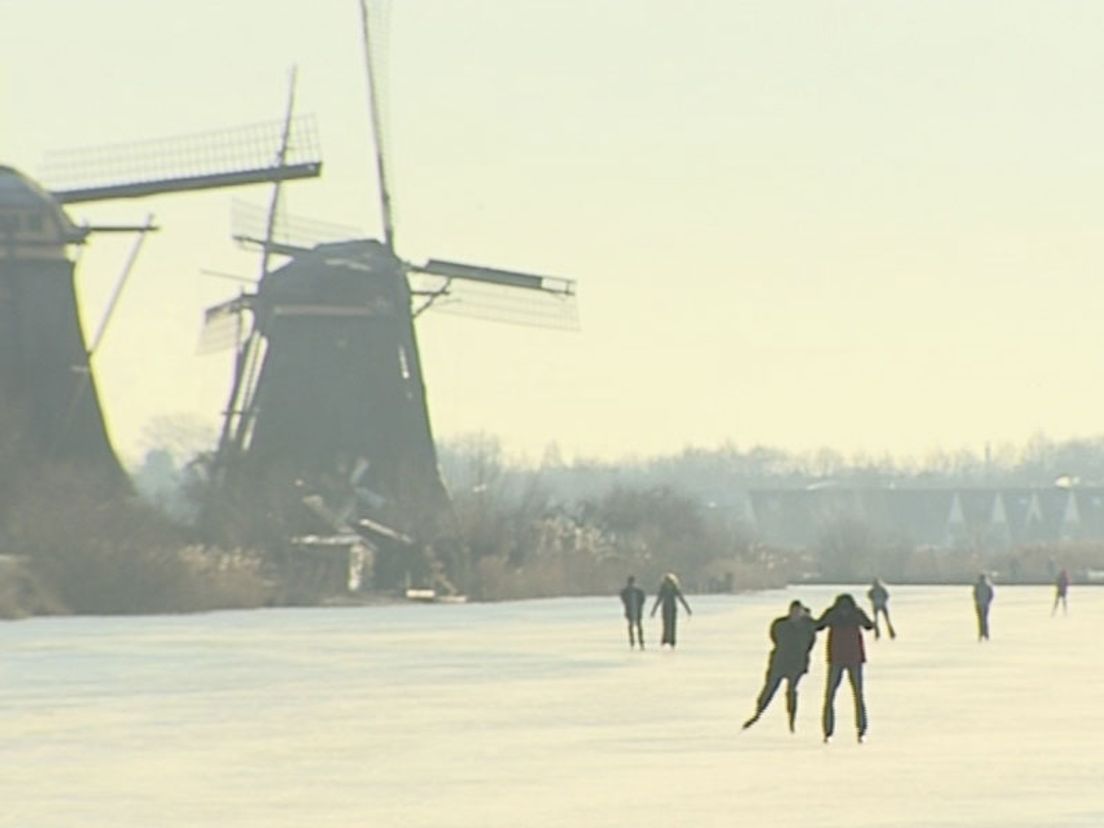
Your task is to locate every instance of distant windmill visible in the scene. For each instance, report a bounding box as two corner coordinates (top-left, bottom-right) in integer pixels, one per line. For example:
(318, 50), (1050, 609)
(0, 118), (322, 489)
(203, 2), (578, 546)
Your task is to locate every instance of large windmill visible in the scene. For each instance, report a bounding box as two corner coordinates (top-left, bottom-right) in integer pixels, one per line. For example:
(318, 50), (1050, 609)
(204, 4), (577, 562)
(0, 119), (322, 494)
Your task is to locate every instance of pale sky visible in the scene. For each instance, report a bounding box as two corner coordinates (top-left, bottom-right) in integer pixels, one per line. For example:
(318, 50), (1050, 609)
(3, 0), (1104, 466)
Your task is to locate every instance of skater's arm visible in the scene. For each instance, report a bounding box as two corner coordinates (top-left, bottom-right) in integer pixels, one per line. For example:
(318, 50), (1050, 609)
(678, 591), (692, 615)
(650, 594), (660, 617)
(769, 618), (783, 645)
(804, 622), (818, 653)
(858, 609), (876, 631)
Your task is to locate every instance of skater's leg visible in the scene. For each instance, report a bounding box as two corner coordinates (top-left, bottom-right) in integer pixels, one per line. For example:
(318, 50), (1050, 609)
(744, 668), (783, 729)
(847, 664), (867, 739)
(662, 606), (677, 647)
(755, 669), (784, 714)
(822, 664), (844, 741)
(785, 673), (802, 732)
(884, 608), (896, 639)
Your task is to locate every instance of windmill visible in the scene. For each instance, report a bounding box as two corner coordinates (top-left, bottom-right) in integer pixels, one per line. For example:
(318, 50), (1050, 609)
(0, 117), (322, 495)
(203, 3), (578, 573)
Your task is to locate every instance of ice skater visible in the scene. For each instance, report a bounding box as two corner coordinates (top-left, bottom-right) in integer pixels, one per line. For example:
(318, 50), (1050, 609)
(619, 575), (646, 648)
(1052, 568), (1070, 616)
(815, 593), (876, 743)
(651, 572), (692, 648)
(867, 577), (896, 640)
(742, 600), (818, 733)
(973, 573), (994, 641)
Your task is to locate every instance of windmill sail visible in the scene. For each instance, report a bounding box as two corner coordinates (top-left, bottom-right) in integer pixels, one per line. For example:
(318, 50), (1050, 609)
(409, 258), (578, 328)
(231, 199), (364, 250)
(409, 271), (579, 330)
(43, 117), (322, 204)
(198, 294), (255, 354)
(413, 259), (574, 294)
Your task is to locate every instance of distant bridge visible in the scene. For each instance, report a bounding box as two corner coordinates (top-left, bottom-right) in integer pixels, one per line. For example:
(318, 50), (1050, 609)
(745, 486), (1103, 549)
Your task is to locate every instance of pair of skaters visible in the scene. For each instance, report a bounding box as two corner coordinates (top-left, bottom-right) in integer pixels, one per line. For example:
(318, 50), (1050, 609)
(620, 573), (692, 650)
(970, 567), (1069, 641)
(742, 593), (882, 743)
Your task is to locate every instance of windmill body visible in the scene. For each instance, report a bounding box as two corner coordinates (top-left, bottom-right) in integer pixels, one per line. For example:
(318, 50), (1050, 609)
(230, 239), (448, 526)
(0, 165), (124, 484)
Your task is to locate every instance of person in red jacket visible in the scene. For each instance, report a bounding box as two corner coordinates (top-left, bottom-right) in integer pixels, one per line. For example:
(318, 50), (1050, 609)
(815, 593), (876, 743)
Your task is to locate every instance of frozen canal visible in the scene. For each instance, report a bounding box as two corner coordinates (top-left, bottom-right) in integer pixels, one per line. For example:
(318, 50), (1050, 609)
(3, 584), (1102, 827)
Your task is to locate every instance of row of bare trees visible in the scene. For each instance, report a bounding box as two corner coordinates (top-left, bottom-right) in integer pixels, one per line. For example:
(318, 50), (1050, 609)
(437, 434), (788, 599)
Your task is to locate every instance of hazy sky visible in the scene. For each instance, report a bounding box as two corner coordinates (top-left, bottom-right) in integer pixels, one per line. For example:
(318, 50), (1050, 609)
(3, 0), (1104, 465)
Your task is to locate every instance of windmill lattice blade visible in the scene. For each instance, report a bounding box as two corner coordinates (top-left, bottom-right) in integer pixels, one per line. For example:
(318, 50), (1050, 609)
(44, 117), (322, 204)
(198, 295), (254, 354)
(415, 259), (575, 295)
(232, 199), (366, 249)
(409, 273), (579, 331)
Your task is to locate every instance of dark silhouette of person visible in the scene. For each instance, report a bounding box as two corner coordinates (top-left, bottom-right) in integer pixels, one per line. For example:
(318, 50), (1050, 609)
(1052, 568), (1070, 616)
(867, 577), (896, 640)
(742, 600), (818, 733)
(815, 593), (875, 743)
(650, 572), (692, 648)
(973, 573), (994, 641)
(620, 576), (646, 648)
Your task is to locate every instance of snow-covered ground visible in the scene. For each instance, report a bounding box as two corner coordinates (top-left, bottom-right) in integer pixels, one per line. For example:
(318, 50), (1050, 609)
(2, 585), (1100, 827)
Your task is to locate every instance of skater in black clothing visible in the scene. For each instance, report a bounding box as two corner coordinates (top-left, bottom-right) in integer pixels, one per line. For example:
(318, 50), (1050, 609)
(973, 573), (994, 641)
(867, 577), (896, 640)
(815, 594), (876, 743)
(1053, 568), (1070, 616)
(651, 572), (692, 648)
(619, 576), (646, 649)
(742, 600), (818, 732)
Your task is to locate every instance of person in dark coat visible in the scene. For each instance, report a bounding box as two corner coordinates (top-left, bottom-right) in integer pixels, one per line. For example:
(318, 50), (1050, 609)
(815, 593), (876, 743)
(867, 577), (896, 640)
(742, 600), (818, 732)
(619, 575), (647, 649)
(650, 572), (692, 648)
(1052, 568), (1070, 616)
(973, 573), (994, 641)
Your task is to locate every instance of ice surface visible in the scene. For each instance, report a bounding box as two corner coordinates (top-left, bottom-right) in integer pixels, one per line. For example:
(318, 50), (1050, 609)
(2, 585), (1101, 827)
